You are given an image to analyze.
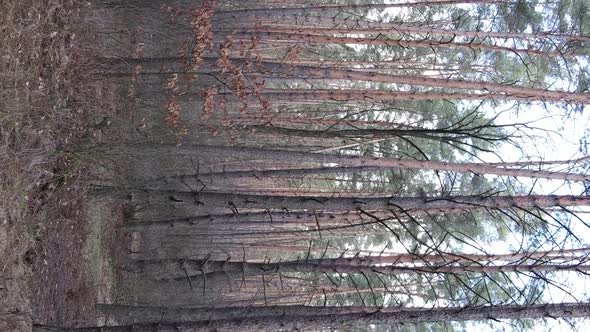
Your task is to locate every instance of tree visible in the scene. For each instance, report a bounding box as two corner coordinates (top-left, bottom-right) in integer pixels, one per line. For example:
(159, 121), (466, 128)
(34, 303), (590, 331)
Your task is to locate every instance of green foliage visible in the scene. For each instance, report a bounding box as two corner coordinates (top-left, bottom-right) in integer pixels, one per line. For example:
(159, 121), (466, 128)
(499, 0), (543, 32)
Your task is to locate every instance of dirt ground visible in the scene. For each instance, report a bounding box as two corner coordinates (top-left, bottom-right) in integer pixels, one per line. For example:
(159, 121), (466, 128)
(29, 189), (97, 327)
(1, 0), (125, 329)
(29, 192), (129, 328)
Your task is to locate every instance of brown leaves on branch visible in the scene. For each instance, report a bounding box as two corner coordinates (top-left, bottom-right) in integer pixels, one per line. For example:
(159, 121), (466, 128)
(162, 0), (275, 144)
(201, 86), (218, 120)
(165, 97), (181, 127)
(161, 1), (218, 144)
(188, 3), (215, 72)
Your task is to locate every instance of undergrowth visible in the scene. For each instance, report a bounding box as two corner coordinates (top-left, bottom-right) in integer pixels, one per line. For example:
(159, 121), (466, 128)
(0, 0), (113, 329)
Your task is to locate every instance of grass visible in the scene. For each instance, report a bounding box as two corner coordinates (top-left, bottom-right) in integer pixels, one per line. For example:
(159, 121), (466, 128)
(1, 0), (115, 329)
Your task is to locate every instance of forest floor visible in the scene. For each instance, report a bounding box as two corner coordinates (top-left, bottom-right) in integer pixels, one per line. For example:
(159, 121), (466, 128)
(0, 0), (125, 330)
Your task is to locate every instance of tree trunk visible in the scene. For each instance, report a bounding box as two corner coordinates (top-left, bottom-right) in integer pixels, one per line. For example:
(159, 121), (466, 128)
(125, 184), (590, 220)
(250, 32), (562, 57)
(129, 145), (590, 182)
(248, 21), (590, 43)
(133, 256), (590, 280)
(218, 0), (508, 16)
(36, 302), (590, 331)
(258, 88), (584, 104)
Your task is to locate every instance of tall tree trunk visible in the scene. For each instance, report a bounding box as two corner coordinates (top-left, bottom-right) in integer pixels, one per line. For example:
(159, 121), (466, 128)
(248, 21), (590, 43)
(258, 88), (586, 104)
(127, 185), (590, 221)
(37, 302), (590, 331)
(131, 145), (590, 182)
(134, 256), (590, 280)
(250, 32), (562, 57)
(244, 125), (505, 149)
(218, 0), (508, 16)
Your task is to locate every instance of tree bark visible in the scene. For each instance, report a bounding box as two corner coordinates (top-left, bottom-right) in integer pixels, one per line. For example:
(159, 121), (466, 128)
(248, 21), (590, 43)
(218, 0), (508, 16)
(134, 256), (590, 280)
(258, 88), (585, 104)
(35, 302), (590, 331)
(250, 31), (562, 57)
(130, 145), (590, 182)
